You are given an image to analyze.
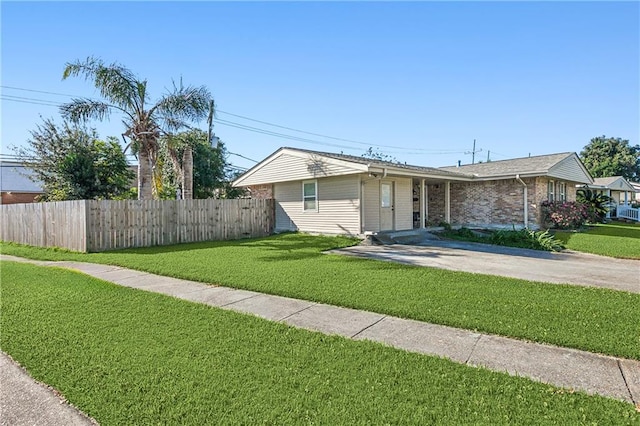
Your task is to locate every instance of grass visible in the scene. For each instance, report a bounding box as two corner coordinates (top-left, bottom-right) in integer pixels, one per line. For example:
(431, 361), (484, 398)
(2, 233), (640, 360)
(554, 222), (640, 259)
(2, 261), (638, 424)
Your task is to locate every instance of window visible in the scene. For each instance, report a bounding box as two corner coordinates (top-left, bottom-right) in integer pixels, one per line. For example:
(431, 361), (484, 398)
(558, 182), (566, 202)
(381, 183), (392, 208)
(547, 180), (555, 202)
(302, 180), (317, 212)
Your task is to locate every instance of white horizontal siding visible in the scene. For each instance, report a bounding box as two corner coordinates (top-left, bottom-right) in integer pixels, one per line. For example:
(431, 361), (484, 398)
(274, 175), (361, 235)
(361, 176), (413, 232)
(548, 156), (591, 184)
(394, 177), (413, 230)
(362, 178), (380, 232)
(240, 153), (363, 186)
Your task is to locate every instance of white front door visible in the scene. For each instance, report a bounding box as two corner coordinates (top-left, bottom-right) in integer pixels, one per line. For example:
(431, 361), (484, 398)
(380, 181), (394, 231)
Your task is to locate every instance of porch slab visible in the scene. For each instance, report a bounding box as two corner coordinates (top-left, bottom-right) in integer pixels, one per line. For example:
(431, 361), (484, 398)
(354, 316), (480, 363)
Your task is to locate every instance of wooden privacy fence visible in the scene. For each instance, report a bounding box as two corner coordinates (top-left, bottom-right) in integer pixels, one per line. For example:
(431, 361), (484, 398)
(0, 198), (275, 252)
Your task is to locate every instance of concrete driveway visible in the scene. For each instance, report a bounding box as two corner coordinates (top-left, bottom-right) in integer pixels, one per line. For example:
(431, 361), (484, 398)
(332, 239), (640, 293)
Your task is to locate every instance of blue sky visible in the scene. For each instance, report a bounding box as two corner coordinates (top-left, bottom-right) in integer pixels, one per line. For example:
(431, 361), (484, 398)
(2, 1), (638, 171)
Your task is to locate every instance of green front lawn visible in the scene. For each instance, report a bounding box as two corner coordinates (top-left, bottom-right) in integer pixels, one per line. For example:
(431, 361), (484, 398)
(2, 262), (638, 424)
(554, 222), (640, 259)
(3, 233), (640, 360)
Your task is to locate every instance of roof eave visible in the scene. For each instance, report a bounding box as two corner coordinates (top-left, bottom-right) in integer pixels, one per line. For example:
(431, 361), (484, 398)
(368, 166), (473, 181)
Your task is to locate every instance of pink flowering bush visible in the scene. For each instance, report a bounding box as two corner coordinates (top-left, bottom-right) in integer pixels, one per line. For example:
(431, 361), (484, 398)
(541, 201), (589, 229)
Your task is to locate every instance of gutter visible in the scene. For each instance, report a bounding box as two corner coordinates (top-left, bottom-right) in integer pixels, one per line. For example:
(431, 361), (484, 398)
(515, 174), (528, 229)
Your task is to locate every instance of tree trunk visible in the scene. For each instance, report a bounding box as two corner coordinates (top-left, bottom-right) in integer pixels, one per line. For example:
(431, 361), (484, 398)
(137, 148), (153, 200)
(182, 146), (193, 199)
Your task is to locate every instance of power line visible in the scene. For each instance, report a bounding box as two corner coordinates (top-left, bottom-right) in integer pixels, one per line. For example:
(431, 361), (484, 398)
(1, 84), (467, 155)
(216, 119), (359, 152)
(1, 85), (79, 98)
(2, 94), (468, 158)
(2, 93), (362, 152)
(1, 96), (60, 107)
(0, 85), (444, 153)
(227, 151), (258, 163)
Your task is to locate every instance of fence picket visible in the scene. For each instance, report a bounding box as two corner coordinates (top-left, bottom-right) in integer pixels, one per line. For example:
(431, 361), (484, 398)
(0, 199), (274, 252)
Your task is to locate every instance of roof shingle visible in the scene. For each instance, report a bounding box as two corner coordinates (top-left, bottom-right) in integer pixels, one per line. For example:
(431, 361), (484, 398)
(439, 152), (575, 177)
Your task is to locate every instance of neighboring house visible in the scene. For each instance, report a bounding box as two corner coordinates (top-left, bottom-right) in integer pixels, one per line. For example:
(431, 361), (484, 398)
(0, 161), (44, 205)
(233, 147), (593, 235)
(585, 176), (637, 206)
(631, 182), (640, 203)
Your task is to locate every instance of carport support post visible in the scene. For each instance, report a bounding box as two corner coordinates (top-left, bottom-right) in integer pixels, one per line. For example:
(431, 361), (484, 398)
(444, 181), (451, 223)
(420, 179), (426, 228)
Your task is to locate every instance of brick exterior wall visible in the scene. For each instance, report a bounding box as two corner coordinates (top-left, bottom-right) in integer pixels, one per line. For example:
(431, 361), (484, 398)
(530, 177), (578, 226)
(427, 183), (446, 224)
(448, 179), (528, 227)
(247, 184), (273, 199)
(0, 192), (41, 205)
(425, 177), (579, 229)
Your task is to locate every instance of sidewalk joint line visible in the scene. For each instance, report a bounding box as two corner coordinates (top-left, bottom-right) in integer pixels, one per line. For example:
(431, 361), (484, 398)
(465, 334), (483, 365)
(350, 316), (387, 339)
(219, 293), (260, 307)
(617, 359), (636, 405)
(278, 303), (318, 322)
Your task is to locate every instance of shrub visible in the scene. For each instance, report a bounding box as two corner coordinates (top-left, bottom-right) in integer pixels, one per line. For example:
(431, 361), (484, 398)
(541, 201), (589, 229)
(438, 227), (564, 252)
(487, 229), (563, 251)
(527, 229), (564, 252)
(576, 188), (613, 223)
(438, 221), (452, 231)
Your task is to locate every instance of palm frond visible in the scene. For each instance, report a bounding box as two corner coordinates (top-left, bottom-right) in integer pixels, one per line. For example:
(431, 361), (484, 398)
(62, 56), (143, 112)
(60, 98), (113, 123)
(151, 81), (212, 131)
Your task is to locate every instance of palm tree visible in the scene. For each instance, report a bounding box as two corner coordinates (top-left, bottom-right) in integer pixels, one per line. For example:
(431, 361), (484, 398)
(161, 131), (197, 199)
(60, 57), (212, 199)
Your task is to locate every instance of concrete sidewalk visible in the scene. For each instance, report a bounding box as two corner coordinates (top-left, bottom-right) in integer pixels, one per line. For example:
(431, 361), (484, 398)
(332, 240), (640, 293)
(0, 352), (96, 426)
(2, 254), (639, 410)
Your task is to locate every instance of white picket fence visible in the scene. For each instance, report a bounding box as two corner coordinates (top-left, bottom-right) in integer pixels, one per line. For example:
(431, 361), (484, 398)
(616, 205), (640, 222)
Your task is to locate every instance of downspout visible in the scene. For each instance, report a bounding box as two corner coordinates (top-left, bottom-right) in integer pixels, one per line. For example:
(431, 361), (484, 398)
(515, 174), (528, 229)
(360, 176), (365, 234)
(382, 168), (387, 179)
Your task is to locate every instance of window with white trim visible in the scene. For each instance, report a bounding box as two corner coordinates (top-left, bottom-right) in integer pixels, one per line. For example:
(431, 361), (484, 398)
(558, 182), (566, 202)
(302, 180), (318, 212)
(547, 180), (555, 202)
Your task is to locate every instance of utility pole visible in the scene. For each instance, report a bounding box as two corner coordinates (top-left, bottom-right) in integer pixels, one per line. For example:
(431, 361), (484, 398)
(464, 139), (482, 164)
(472, 139), (476, 164)
(486, 150), (490, 162)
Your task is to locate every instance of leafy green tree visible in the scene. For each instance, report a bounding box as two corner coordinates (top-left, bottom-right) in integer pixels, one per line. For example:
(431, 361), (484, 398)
(60, 57), (212, 199)
(580, 136), (640, 181)
(157, 129), (242, 199)
(14, 118), (134, 201)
